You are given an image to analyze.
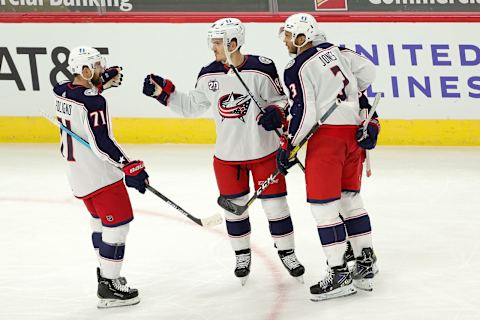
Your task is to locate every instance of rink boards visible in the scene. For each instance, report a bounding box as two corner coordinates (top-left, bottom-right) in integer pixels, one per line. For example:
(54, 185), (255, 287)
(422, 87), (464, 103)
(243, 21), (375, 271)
(1, 19), (479, 145)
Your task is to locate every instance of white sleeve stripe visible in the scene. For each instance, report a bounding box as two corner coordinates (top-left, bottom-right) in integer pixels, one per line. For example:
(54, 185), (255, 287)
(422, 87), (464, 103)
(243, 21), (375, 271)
(83, 105), (123, 167)
(104, 100), (129, 163)
(82, 106), (109, 162)
(292, 73), (308, 145)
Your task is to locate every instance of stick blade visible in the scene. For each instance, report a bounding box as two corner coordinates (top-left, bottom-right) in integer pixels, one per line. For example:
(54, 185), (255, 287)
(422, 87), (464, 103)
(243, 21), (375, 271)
(201, 213), (223, 227)
(217, 196), (247, 216)
(366, 150), (372, 178)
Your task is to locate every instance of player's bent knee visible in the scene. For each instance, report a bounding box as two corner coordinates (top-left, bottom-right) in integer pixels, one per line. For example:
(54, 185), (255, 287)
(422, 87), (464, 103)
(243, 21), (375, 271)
(230, 194), (249, 205)
(224, 195), (250, 220)
(261, 196), (290, 219)
(102, 223), (129, 244)
(340, 191), (366, 219)
(90, 216), (102, 233)
(310, 200), (341, 225)
(99, 224), (129, 261)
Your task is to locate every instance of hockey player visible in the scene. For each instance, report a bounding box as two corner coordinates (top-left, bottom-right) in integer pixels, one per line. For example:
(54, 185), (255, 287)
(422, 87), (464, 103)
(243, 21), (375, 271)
(277, 13), (379, 301)
(53, 46), (149, 308)
(312, 29), (380, 274)
(142, 18), (305, 285)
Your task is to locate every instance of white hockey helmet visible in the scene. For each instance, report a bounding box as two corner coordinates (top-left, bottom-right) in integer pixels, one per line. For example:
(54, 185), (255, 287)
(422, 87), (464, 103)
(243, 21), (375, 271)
(281, 13), (318, 48)
(312, 29), (327, 46)
(68, 46), (106, 75)
(207, 18), (245, 50)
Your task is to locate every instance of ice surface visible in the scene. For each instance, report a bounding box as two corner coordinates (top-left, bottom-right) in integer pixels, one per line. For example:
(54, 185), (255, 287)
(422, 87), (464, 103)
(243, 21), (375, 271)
(1, 144), (479, 320)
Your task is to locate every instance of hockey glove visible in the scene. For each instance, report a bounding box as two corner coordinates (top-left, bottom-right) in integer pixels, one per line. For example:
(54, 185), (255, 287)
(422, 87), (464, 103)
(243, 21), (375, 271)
(356, 119), (380, 150)
(97, 66), (123, 93)
(142, 74), (175, 106)
(258, 105), (286, 131)
(276, 134), (298, 176)
(122, 160), (149, 194)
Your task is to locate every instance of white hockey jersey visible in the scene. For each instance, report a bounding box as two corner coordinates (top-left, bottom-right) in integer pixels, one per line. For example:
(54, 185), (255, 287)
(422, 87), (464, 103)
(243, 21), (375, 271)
(283, 43), (376, 146)
(169, 55), (288, 162)
(53, 82), (129, 198)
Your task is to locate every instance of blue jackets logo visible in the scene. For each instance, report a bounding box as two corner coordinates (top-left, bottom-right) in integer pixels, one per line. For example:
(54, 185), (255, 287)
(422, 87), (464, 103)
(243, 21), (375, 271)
(218, 92), (251, 122)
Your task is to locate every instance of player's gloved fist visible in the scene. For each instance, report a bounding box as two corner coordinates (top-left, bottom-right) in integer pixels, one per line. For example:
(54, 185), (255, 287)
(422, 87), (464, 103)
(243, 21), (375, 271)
(98, 66), (123, 92)
(258, 105), (286, 131)
(142, 74), (175, 106)
(122, 160), (149, 194)
(276, 134), (297, 176)
(356, 118), (380, 150)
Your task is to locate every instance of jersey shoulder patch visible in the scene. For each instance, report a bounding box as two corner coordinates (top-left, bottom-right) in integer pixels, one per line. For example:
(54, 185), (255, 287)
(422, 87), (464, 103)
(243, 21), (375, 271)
(241, 55), (279, 80)
(258, 56), (273, 64)
(84, 88), (99, 96)
(80, 91), (106, 112)
(285, 59), (295, 69)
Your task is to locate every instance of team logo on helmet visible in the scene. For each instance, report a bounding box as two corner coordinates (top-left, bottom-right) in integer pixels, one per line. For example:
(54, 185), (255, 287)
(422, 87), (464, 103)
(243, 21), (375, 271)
(218, 92), (251, 122)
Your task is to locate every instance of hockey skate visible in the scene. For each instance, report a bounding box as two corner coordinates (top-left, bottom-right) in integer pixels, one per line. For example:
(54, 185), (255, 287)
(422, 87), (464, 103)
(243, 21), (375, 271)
(278, 249), (305, 283)
(352, 247), (376, 291)
(97, 269), (140, 308)
(344, 241), (355, 265)
(310, 264), (357, 301)
(97, 267), (127, 285)
(234, 249), (251, 286)
(345, 243), (379, 276)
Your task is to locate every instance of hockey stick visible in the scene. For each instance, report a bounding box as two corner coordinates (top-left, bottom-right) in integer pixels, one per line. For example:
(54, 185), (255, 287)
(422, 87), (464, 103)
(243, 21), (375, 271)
(41, 110), (223, 227)
(218, 100), (339, 216)
(223, 37), (306, 172)
(360, 93), (381, 178)
(360, 93), (381, 140)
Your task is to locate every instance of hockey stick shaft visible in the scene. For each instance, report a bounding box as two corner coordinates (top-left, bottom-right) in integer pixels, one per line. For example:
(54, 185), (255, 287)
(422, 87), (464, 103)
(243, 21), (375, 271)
(42, 111), (221, 227)
(218, 100), (339, 215)
(362, 93), (381, 177)
(362, 93), (381, 136)
(230, 67), (281, 138)
(230, 65), (304, 171)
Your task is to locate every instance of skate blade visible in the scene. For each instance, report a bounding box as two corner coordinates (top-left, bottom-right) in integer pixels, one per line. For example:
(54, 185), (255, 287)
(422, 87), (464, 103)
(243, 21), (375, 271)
(294, 275), (304, 284)
(310, 285), (357, 302)
(97, 296), (140, 309)
(373, 263), (379, 275)
(354, 278), (373, 292)
(239, 275), (249, 286)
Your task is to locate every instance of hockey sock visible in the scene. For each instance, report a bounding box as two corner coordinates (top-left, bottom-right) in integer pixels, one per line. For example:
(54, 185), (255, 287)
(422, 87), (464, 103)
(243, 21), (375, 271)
(90, 217), (102, 265)
(99, 224), (129, 279)
(340, 192), (373, 257)
(224, 195), (251, 251)
(261, 197), (295, 250)
(311, 201), (347, 267)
